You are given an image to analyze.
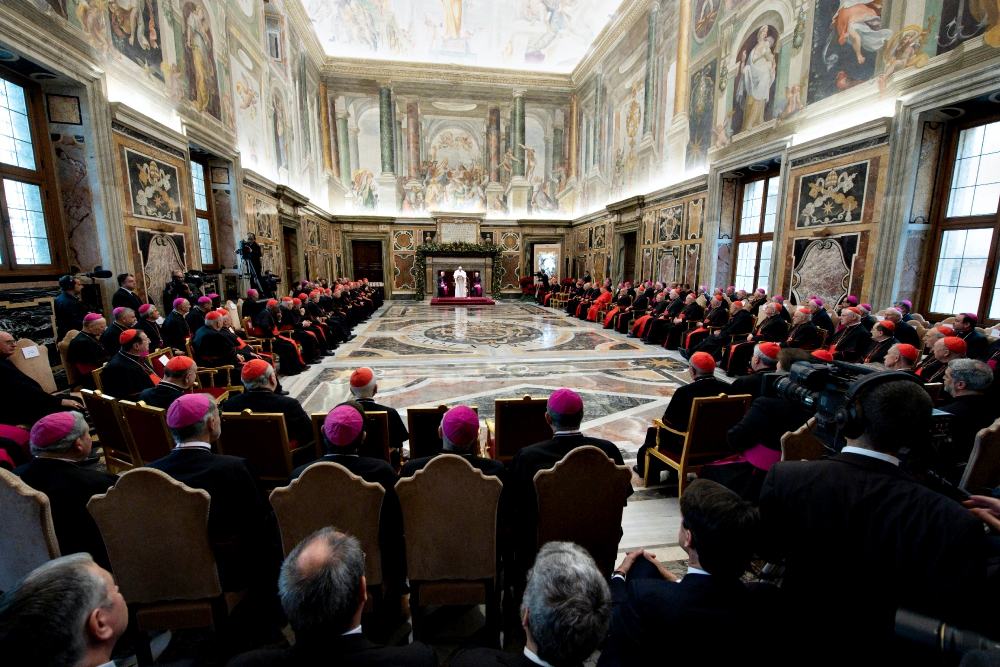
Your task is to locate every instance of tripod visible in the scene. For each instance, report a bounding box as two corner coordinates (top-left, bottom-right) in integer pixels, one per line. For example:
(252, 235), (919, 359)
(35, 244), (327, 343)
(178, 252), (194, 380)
(237, 248), (268, 298)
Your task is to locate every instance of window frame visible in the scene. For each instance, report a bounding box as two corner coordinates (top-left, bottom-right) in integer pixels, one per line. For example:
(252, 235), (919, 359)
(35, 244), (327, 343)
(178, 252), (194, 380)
(0, 65), (65, 276)
(730, 168), (780, 293)
(922, 110), (1000, 325)
(189, 156), (219, 271)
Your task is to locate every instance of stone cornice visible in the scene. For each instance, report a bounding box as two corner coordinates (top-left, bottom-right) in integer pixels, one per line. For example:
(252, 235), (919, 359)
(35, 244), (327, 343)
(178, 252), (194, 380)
(572, 0), (653, 86)
(321, 59), (574, 93)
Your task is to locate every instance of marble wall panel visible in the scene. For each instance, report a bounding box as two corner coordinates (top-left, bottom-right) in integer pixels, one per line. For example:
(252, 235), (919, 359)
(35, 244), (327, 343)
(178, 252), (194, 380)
(53, 134), (101, 273)
(393, 253), (415, 289)
(684, 244), (701, 287)
(898, 229), (931, 306)
(501, 254), (521, 288)
(789, 235), (859, 307)
(910, 122), (944, 224)
(715, 242), (731, 290)
(212, 187), (236, 266)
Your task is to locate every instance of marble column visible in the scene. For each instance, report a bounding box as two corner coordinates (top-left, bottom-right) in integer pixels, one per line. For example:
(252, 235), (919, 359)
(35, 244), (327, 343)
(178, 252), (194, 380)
(553, 126), (564, 169)
(487, 106), (501, 183)
(337, 111), (352, 188)
(406, 102), (420, 182)
(589, 70), (609, 203)
(512, 90), (526, 177)
(509, 88), (530, 215)
(592, 70), (603, 168)
(557, 94), (580, 214)
(320, 82), (336, 176)
(396, 119), (404, 176)
(378, 84), (395, 175)
(568, 94), (578, 180)
(348, 122), (360, 175)
(666, 0), (691, 173)
(643, 5), (658, 137)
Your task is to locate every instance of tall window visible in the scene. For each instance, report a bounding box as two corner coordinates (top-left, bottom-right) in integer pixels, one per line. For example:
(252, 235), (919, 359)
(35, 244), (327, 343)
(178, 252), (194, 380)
(190, 159), (216, 269)
(0, 70), (62, 273)
(927, 117), (1000, 323)
(732, 173), (779, 293)
(264, 2), (283, 68)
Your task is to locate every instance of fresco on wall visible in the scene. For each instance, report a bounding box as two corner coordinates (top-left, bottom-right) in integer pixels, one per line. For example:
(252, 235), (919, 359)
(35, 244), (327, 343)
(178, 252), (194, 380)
(732, 25), (779, 134)
(108, 0), (164, 79)
(694, 0), (720, 42)
(226, 0), (261, 41)
(687, 61), (716, 169)
(125, 148), (182, 222)
(807, 0), (892, 103)
(246, 194), (278, 240)
(303, 0), (627, 72)
(353, 169), (378, 211)
(182, 0), (221, 119)
(296, 51), (312, 160)
(272, 89), (289, 171)
(934, 0), (991, 53)
(230, 38), (264, 168)
(795, 160), (869, 227)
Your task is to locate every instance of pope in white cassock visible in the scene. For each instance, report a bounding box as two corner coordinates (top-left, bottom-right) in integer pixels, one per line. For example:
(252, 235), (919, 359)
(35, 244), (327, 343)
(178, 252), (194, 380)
(454, 266), (468, 298)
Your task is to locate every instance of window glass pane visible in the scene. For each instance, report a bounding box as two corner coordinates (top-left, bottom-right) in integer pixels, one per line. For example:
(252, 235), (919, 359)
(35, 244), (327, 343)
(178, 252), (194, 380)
(930, 228), (995, 314)
(947, 121), (1000, 217)
(4, 179), (50, 265)
(190, 161), (208, 211)
(0, 78), (36, 170)
(989, 270), (1000, 320)
(740, 179), (764, 235)
(762, 176), (779, 233)
(735, 241), (758, 293)
(757, 241), (772, 293)
(197, 216), (213, 266)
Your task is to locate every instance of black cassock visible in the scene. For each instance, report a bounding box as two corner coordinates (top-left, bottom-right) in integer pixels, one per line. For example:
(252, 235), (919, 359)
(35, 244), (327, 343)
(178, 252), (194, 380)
(66, 332), (109, 390)
(192, 326), (242, 385)
(253, 310), (305, 376)
(161, 310), (192, 350)
(0, 358), (71, 425)
(725, 315), (788, 376)
(135, 317), (163, 351)
(100, 322), (130, 358)
(100, 351), (157, 400)
(186, 308), (207, 334)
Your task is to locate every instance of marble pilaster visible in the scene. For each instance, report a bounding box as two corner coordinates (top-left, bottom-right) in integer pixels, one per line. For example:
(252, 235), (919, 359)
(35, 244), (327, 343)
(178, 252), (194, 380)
(488, 106), (501, 184)
(337, 112), (352, 189)
(378, 84), (395, 175)
(406, 102), (420, 182)
(642, 4), (659, 138)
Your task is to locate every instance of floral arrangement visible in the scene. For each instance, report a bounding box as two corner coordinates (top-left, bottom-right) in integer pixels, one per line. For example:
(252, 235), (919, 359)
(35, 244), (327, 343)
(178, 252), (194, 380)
(413, 242), (503, 300)
(520, 276), (535, 295)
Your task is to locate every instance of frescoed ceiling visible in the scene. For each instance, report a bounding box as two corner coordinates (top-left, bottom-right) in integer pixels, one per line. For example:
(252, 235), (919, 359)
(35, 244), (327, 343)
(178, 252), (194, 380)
(303, 0), (627, 72)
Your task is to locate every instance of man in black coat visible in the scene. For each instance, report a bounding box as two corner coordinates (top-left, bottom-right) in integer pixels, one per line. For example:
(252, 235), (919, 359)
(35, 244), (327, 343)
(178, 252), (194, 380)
(861, 321), (896, 364)
(192, 311), (243, 385)
(724, 302), (788, 376)
(66, 314), (110, 390)
(0, 331), (82, 425)
(939, 359), (999, 482)
(727, 341), (780, 399)
(883, 308), (920, 349)
(15, 412), (117, 570)
(137, 355), (198, 410)
(290, 403), (406, 593)
(685, 299), (753, 359)
(348, 367), (408, 459)
(597, 480), (781, 667)
(99, 329), (156, 401)
(828, 307), (872, 362)
(679, 295), (729, 353)
(223, 360), (313, 448)
(186, 296), (213, 334)
(100, 306), (136, 358)
(253, 301), (305, 376)
(646, 294), (701, 347)
(242, 290), (263, 326)
(807, 297), (833, 336)
(162, 297), (193, 354)
(954, 312), (989, 360)
(501, 388), (631, 587)
(134, 303), (163, 351)
(399, 405), (503, 480)
(54, 275), (100, 340)
(111, 273), (142, 312)
(779, 307), (821, 349)
(225, 528), (435, 667)
(758, 380), (988, 666)
(635, 353), (731, 478)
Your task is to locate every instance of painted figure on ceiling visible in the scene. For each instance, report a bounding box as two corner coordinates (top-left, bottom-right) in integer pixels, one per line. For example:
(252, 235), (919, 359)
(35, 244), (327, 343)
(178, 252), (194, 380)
(831, 0), (893, 64)
(441, 0), (463, 39)
(736, 26), (777, 131)
(183, 1), (221, 118)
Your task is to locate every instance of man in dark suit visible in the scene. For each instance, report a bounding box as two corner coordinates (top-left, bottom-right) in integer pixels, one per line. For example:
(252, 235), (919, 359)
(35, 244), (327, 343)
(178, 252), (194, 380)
(14, 412), (117, 570)
(635, 353), (730, 478)
(348, 367), (409, 456)
(223, 360), (313, 448)
(162, 297), (193, 354)
(111, 273), (143, 312)
(502, 388), (631, 587)
(939, 359), (999, 482)
(400, 405), (504, 480)
(954, 312), (989, 360)
(290, 403), (406, 593)
(66, 313), (110, 390)
(828, 307), (872, 362)
(54, 275), (100, 340)
(100, 306), (136, 358)
(0, 330), (82, 426)
(225, 528), (435, 667)
(807, 297), (833, 337)
(100, 329), (157, 401)
(453, 543), (610, 667)
(149, 394), (283, 632)
(134, 303), (163, 351)
(598, 480), (780, 667)
(137, 355), (198, 410)
(759, 380), (987, 666)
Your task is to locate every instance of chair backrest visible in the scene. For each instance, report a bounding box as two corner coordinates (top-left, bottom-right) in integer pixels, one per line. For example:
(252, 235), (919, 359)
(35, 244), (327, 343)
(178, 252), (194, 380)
(11, 338), (56, 393)
(534, 446), (632, 577)
(270, 463), (385, 584)
(407, 405), (479, 460)
(780, 417), (827, 461)
(119, 400), (175, 465)
(81, 389), (137, 472)
(149, 347), (174, 378)
(910, 322), (927, 342)
(923, 382), (943, 402)
(219, 410), (294, 483)
(310, 411), (390, 462)
(816, 329), (828, 350)
(88, 468), (221, 604)
(493, 395), (551, 463)
(91, 365), (105, 392)
(395, 454), (502, 582)
(960, 417), (1000, 491)
(57, 330), (81, 387)
(231, 300), (242, 330)
(682, 394), (753, 463)
(0, 468), (60, 592)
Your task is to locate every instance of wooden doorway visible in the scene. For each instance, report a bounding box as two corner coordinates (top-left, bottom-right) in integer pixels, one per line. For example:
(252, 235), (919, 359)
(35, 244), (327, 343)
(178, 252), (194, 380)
(283, 227), (298, 287)
(352, 240), (384, 282)
(623, 231), (637, 283)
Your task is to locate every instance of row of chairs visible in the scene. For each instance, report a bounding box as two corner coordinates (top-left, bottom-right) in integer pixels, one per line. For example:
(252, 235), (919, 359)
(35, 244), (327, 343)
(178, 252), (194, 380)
(1, 446), (632, 657)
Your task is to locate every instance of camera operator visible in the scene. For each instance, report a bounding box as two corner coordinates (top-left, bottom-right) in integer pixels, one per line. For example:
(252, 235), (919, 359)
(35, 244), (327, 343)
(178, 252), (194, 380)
(758, 378), (988, 666)
(238, 233), (265, 294)
(162, 270), (193, 314)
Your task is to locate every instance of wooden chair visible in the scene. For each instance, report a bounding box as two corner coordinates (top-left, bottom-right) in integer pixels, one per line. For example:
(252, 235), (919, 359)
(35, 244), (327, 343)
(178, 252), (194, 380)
(270, 462), (385, 608)
(644, 393), (752, 491)
(11, 338), (56, 393)
(960, 417), (1000, 492)
(91, 364), (106, 393)
(780, 418), (828, 461)
(185, 338), (232, 392)
(407, 405), (479, 460)
(57, 330), (82, 389)
(923, 382), (943, 403)
(119, 400), (175, 465)
(395, 454), (503, 642)
(148, 347), (173, 378)
(88, 469), (240, 666)
(485, 395), (551, 463)
(0, 468), (60, 592)
(310, 411), (391, 463)
(534, 446), (632, 578)
(81, 389), (137, 474)
(219, 410), (316, 485)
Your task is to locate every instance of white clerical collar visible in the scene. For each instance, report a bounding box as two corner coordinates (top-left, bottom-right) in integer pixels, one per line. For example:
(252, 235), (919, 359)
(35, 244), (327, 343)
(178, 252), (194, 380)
(554, 430), (581, 436)
(687, 566), (710, 577)
(841, 445), (900, 467)
(524, 648), (553, 667)
(341, 625), (362, 636)
(174, 441), (212, 451)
